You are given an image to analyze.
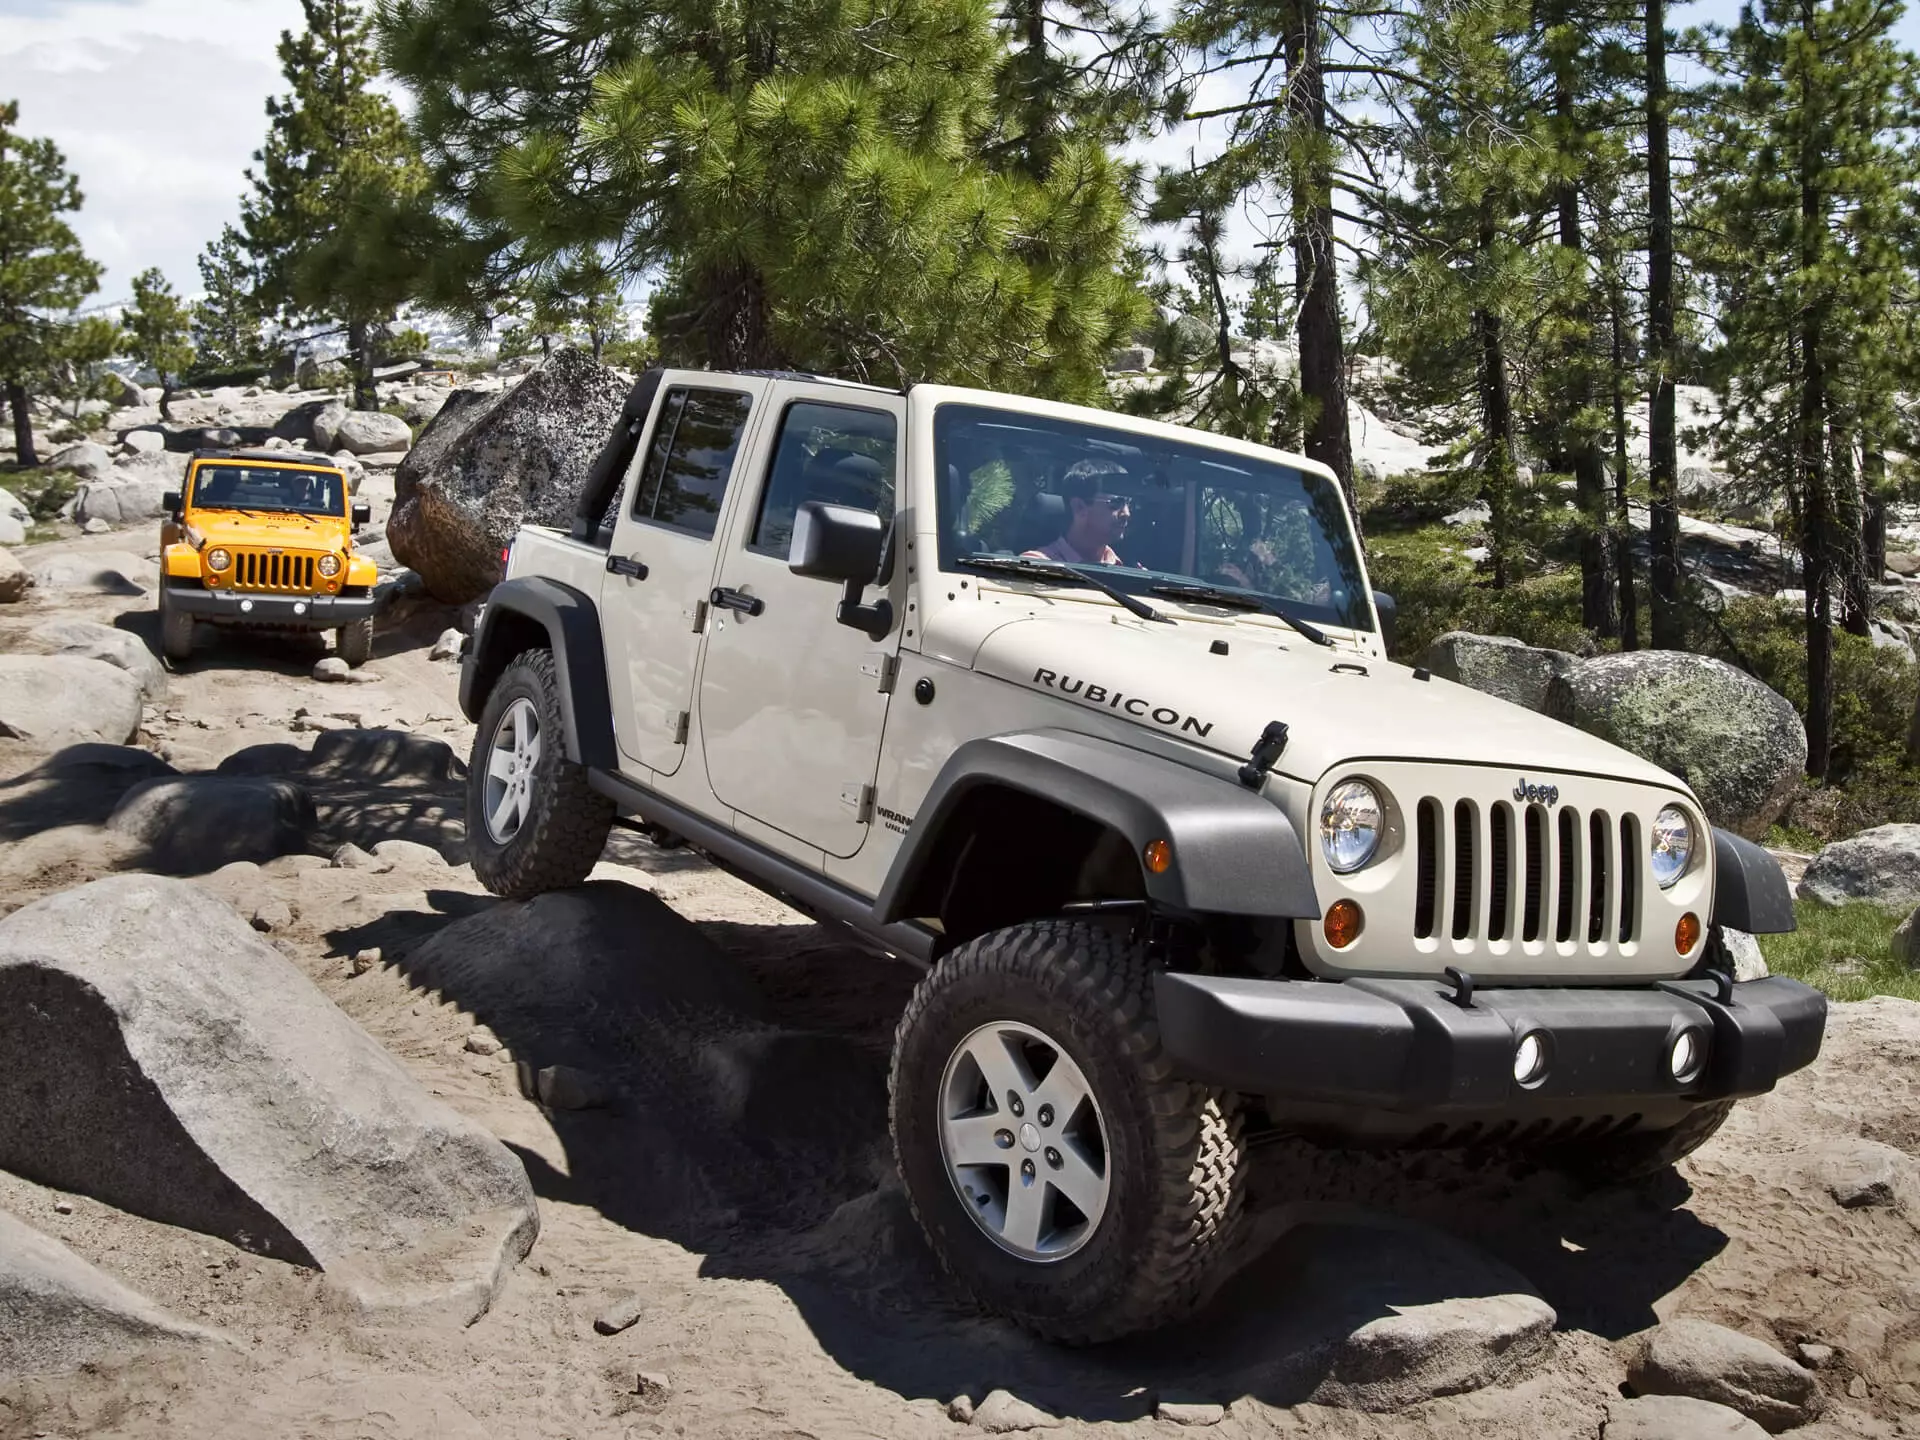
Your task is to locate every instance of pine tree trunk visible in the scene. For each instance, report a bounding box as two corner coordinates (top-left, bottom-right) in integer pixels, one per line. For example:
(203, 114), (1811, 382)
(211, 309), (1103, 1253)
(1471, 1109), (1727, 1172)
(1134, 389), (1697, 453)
(347, 318), (377, 411)
(1646, 0), (1683, 648)
(1834, 425), (1870, 637)
(1475, 206), (1518, 592)
(1556, 84), (1617, 637)
(1283, 0), (1356, 516)
(7, 380), (37, 467)
(1800, 100), (1834, 781)
(1863, 444), (1888, 586)
(159, 382), (174, 424)
(706, 263), (779, 371)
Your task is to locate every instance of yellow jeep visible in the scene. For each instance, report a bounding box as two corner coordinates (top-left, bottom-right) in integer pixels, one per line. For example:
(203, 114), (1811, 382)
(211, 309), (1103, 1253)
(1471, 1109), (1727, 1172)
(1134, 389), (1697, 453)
(158, 448), (379, 665)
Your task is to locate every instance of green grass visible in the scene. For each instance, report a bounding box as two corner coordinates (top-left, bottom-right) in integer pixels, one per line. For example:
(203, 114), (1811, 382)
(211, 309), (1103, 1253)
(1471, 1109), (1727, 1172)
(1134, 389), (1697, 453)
(1759, 900), (1920, 1002)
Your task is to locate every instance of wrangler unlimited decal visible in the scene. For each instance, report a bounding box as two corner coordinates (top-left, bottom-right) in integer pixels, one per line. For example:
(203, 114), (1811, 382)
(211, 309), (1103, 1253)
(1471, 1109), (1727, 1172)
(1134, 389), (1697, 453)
(1032, 668), (1215, 739)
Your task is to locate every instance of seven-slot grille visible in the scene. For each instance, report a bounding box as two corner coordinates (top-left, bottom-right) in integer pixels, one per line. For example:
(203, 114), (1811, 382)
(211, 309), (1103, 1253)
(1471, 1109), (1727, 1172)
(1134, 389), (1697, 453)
(231, 550), (318, 592)
(1412, 797), (1641, 949)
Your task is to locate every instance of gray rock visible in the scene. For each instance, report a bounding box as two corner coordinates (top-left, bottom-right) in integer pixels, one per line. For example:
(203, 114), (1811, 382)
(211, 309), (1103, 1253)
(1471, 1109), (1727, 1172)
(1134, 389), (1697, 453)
(1871, 584), (1920, 625)
(106, 776), (316, 873)
(105, 372), (145, 407)
(310, 401), (349, 453)
(1463, 544), (1491, 564)
(1680, 466), (1734, 500)
(350, 947), (381, 976)
(80, 516), (111, 534)
(593, 1291), (645, 1335)
(1155, 1400), (1226, 1426)
(1443, 500), (1492, 528)
(634, 1370), (671, 1400)
(1795, 1343), (1833, 1368)
(1720, 928), (1770, 982)
(313, 656), (352, 682)
(971, 1390), (1061, 1432)
(1604, 1395), (1769, 1440)
(0, 875), (538, 1324)
(1870, 619), (1913, 654)
(0, 488), (27, 523)
(1806, 1138), (1918, 1210)
(28, 619), (166, 702)
(0, 513), (25, 545)
(330, 842), (385, 871)
(44, 442), (113, 480)
(1108, 345), (1154, 373)
(1420, 632), (1579, 713)
(389, 348), (632, 602)
(534, 1064), (613, 1111)
(307, 727), (458, 785)
(1625, 1317), (1822, 1432)
(430, 627), (465, 660)
(1887, 550), (1920, 577)
(1894, 907), (1920, 969)
(0, 655), (143, 747)
(464, 1029), (502, 1057)
(27, 549), (149, 595)
(949, 1395), (975, 1424)
(0, 1205), (221, 1380)
(121, 427), (166, 455)
(250, 898), (294, 933)
(335, 410), (413, 456)
(1798, 825), (1920, 912)
(0, 546), (28, 603)
(370, 838), (449, 869)
(1545, 652), (1806, 839)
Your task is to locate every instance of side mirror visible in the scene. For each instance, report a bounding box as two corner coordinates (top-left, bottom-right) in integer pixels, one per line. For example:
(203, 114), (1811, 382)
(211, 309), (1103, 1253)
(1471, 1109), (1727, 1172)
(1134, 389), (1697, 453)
(162, 489), (182, 517)
(790, 501), (893, 640)
(351, 501), (371, 527)
(1372, 589), (1398, 654)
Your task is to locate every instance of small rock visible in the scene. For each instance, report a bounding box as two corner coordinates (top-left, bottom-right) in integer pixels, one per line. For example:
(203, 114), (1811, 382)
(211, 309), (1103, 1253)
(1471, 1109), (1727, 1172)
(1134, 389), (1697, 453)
(1796, 1343), (1833, 1368)
(948, 1396), (975, 1424)
(1156, 1400), (1226, 1427)
(634, 1371), (671, 1401)
(429, 628), (464, 661)
(970, 1390), (1061, 1432)
(350, 947), (381, 976)
(1720, 928), (1770, 982)
(81, 517), (111, 534)
(464, 1030), (502, 1057)
(1848, 1376), (1869, 1399)
(1603, 1395), (1769, 1440)
(313, 657), (351, 683)
(53, 1200), (73, 1216)
(593, 1292), (645, 1335)
(329, 843), (388, 872)
(369, 839), (448, 870)
(1626, 1317), (1822, 1431)
(535, 1065), (612, 1112)
(1813, 1138), (1918, 1209)
(249, 899), (294, 934)
(1893, 906), (1919, 970)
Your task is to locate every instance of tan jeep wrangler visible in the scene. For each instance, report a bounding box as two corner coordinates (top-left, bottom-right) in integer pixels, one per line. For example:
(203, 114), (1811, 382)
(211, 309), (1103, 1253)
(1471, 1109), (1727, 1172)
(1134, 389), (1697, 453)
(459, 369), (1825, 1343)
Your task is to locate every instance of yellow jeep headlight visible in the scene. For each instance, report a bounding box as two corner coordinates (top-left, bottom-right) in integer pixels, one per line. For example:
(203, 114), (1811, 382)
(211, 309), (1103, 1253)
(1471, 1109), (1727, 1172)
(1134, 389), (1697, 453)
(206, 548), (232, 572)
(317, 553), (342, 579)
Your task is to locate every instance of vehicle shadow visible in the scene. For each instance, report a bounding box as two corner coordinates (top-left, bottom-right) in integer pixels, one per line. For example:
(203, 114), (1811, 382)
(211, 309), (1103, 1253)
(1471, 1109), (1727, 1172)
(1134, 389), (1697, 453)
(353, 874), (1731, 1421)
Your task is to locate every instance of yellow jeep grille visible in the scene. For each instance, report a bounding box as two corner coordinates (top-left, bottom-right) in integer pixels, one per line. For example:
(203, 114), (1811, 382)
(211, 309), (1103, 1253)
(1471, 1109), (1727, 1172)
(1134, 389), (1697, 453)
(232, 550), (318, 592)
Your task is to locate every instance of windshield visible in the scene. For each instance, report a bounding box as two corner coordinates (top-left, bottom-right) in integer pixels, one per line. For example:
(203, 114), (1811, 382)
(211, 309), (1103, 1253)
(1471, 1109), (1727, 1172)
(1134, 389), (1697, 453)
(189, 464), (345, 517)
(932, 405), (1373, 631)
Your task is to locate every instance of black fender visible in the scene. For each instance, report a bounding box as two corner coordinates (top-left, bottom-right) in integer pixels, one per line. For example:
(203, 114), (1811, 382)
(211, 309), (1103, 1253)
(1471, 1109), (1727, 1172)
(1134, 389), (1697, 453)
(1710, 827), (1796, 935)
(458, 576), (617, 770)
(873, 728), (1320, 926)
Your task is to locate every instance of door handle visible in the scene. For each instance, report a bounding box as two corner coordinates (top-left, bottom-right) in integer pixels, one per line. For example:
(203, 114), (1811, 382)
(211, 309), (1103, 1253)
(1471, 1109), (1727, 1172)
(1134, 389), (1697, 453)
(606, 554), (648, 579)
(710, 586), (764, 617)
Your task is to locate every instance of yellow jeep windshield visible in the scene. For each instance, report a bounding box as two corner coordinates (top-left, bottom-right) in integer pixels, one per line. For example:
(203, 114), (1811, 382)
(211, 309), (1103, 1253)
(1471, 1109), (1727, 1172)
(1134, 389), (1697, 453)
(190, 464), (346, 518)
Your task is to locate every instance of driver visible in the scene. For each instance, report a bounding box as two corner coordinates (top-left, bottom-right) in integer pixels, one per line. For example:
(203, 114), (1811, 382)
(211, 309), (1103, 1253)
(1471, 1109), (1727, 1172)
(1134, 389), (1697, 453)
(1022, 462), (1133, 566)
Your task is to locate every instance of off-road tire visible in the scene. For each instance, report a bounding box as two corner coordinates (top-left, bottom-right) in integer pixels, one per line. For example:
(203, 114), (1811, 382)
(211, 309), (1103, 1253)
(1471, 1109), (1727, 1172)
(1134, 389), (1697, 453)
(336, 615), (375, 667)
(467, 647), (614, 899)
(890, 920), (1245, 1345)
(158, 583), (194, 663)
(1532, 1100), (1736, 1186)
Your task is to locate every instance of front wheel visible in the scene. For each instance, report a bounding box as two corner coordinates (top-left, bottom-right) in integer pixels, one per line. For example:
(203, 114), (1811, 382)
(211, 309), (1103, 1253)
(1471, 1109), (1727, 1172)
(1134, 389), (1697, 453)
(890, 920), (1245, 1345)
(336, 615), (374, 667)
(466, 647), (613, 898)
(159, 584), (194, 663)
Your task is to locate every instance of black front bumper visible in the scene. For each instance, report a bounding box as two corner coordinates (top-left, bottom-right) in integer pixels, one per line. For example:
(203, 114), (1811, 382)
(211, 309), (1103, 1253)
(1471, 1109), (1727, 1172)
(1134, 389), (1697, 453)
(1155, 971), (1826, 1129)
(167, 583), (377, 630)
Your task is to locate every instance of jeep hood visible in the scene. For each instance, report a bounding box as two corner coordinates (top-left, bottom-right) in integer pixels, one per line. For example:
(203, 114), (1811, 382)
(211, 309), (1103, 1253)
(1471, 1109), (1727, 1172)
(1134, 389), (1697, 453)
(967, 613), (1688, 792)
(187, 511), (343, 546)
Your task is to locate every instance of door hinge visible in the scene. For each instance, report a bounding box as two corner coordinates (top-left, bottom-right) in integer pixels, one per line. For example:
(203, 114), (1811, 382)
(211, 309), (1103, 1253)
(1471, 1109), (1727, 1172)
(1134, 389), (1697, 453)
(861, 652), (899, 693)
(687, 599), (709, 633)
(839, 783), (875, 822)
(668, 710), (690, 745)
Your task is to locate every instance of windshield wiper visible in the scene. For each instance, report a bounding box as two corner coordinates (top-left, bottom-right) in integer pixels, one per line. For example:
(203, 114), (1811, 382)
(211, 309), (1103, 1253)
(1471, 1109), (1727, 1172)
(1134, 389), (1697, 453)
(957, 554), (1172, 624)
(1148, 583), (1334, 647)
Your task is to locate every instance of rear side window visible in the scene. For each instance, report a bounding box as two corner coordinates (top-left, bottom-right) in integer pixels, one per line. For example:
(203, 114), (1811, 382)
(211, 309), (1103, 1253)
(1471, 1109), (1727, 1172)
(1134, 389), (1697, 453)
(631, 387), (754, 539)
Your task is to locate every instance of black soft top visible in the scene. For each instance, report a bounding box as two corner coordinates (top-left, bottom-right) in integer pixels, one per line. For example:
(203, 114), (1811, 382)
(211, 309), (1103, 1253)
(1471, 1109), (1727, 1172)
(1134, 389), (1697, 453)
(191, 447), (342, 469)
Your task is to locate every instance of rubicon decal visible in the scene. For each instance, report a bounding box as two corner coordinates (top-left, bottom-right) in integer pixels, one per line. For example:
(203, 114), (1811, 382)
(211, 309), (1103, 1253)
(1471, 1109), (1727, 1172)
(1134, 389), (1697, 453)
(1032, 668), (1215, 739)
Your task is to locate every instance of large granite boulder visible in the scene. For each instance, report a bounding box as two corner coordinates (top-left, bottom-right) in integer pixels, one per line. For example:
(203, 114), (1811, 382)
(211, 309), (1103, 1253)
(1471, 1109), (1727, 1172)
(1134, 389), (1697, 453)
(1545, 652), (1806, 839)
(1797, 824), (1920, 912)
(387, 349), (630, 602)
(1624, 1317), (1821, 1432)
(0, 655), (143, 748)
(335, 410), (413, 455)
(1418, 632), (1579, 713)
(106, 775), (317, 873)
(0, 546), (26, 603)
(0, 875), (538, 1323)
(43, 442), (113, 481)
(28, 619), (166, 702)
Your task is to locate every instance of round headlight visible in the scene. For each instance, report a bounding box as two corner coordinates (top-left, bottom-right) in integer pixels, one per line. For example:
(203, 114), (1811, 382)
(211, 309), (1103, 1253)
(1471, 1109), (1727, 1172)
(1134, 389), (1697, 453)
(1651, 805), (1694, 889)
(1319, 780), (1383, 874)
(206, 548), (231, 572)
(317, 553), (342, 578)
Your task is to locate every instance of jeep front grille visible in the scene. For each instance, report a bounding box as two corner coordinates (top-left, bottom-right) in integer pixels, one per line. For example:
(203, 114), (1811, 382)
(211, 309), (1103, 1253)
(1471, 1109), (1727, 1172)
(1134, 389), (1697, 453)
(231, 550), (317, 592)
(1413, 797), (1641, 948)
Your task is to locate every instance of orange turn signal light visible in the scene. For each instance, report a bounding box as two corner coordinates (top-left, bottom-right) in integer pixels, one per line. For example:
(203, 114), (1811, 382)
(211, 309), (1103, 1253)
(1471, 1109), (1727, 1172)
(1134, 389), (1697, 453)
(1676, 912), (1702, 956)
(1324, 900), (1364, 949)
(1143, 839), (1173, 875)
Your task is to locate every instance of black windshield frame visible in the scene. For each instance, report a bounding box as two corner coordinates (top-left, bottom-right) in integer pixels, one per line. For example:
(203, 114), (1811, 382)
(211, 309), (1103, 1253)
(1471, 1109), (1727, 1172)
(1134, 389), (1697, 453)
(188, 463), (348, 518)
(931, 403), (1375, 632)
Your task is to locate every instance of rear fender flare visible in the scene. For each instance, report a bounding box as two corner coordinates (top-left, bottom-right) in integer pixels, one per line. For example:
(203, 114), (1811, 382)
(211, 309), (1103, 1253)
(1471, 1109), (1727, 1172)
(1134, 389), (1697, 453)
(458, 576), (616, 769)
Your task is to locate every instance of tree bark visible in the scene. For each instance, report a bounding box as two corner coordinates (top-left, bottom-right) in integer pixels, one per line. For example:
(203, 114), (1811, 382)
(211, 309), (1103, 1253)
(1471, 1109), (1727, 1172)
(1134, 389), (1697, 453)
(346, 318), (377, 411)
(1646, 0), (1683, 647)
(1609, 274), (1639, 649)
(1283, 0), (1356, 517)
(6, 380), (36, 467)
(1475, 204), (1518, 592)
(1834, 425), (1870, 637)
(1798, 29), (1833, 781)
(158, 381), (175, 424)
(1863, 443), (1888, 586)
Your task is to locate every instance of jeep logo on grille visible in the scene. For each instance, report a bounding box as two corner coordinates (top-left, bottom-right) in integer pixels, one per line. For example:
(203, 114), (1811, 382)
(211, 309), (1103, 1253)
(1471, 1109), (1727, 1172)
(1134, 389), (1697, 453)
(1513, 778), (1560, 805)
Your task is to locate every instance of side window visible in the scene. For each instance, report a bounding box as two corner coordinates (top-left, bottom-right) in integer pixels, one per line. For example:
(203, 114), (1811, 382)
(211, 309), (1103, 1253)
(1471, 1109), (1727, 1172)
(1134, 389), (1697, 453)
(746, 402), (898, 559)
(630, 387), (753, 539)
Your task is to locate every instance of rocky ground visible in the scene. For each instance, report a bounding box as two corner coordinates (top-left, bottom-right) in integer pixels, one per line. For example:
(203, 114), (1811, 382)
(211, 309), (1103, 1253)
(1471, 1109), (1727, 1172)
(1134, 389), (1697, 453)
(0, 376), (1918, 1439)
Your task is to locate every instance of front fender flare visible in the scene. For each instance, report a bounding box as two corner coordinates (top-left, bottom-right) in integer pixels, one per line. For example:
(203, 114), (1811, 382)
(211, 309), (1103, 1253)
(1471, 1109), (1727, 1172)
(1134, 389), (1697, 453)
(459, 576), (616, 770)
(873, 729), (1320, 925)
(1710, 827), (1796, 935)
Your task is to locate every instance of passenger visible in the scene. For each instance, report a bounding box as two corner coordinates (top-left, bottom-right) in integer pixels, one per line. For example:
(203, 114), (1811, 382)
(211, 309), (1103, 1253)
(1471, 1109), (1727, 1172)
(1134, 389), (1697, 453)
(1022, 465), (1133, 567)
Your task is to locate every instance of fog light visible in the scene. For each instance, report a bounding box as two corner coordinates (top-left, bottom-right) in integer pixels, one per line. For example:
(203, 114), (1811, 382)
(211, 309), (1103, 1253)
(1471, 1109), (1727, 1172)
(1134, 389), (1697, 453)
(1143, 838), (1172, 875)
(1323, 899), (1364, 949)
(1675, 912), (1702, 955)
(1669, 1029), (1706, 1084)
(239, 599), (253, 613)
(1513, 1031), (1549, 1087)
(293, 602), (307, 616)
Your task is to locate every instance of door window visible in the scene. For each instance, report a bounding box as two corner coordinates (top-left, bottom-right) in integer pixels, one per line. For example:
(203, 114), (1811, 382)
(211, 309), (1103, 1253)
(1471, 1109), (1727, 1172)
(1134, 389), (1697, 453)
(746, 402), (898, 559)
(631, 387), (754, 539)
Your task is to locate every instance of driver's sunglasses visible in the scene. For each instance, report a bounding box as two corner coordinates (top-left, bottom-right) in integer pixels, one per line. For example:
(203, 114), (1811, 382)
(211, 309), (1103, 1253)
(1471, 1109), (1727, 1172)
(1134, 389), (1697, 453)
(1093, 493), (1133, 511)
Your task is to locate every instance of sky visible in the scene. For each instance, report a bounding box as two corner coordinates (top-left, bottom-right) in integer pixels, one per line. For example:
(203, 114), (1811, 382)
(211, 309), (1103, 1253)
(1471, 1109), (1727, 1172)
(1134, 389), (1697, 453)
(4, 0), (1920, 314)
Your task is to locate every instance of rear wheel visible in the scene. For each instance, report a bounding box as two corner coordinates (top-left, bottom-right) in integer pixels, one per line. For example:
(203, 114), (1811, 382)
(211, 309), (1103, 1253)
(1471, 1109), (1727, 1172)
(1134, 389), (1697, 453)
(466, 648), (613, 898)
(158, 583), (194, 663)
(336, 615), (374, 667)
(890, 920), (1245, 1344)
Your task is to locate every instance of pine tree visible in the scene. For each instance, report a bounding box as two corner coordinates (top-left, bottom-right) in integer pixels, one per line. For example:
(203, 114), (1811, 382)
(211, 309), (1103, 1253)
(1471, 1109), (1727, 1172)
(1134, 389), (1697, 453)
(0, 101), (102, 467)
(243, 0), (432, 408)
(46, 312), (124, 427)
(1690, 0), (1920, 779)
(192, 226), (266, 373)
(123, 268), (196, 421)
(1644, 0), (1684, 648)
(380, 0), (1144, 397)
